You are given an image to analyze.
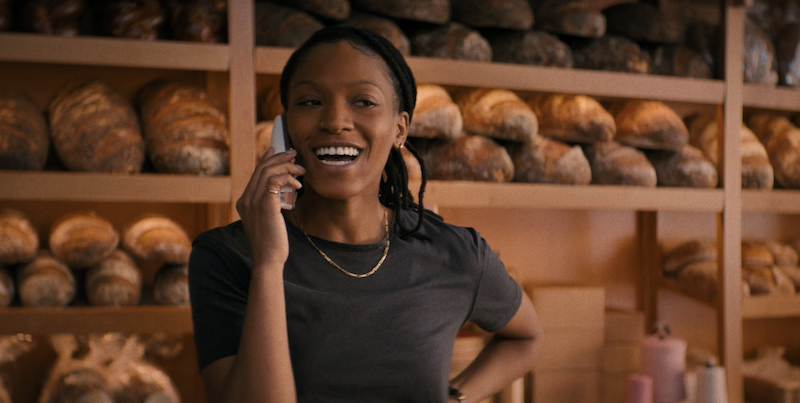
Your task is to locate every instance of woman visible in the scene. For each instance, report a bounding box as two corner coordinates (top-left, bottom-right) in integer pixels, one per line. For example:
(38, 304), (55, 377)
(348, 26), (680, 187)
(189, 26), (542, 403)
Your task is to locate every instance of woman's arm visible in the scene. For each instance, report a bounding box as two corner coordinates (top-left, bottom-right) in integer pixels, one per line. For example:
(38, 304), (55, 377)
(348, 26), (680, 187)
(199, 149), (305, 403)
(448, 294), (544, 402)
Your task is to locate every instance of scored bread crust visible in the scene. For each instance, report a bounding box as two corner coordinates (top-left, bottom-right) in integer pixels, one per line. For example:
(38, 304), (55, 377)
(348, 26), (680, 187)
(18, 251), (76, 307)
(456, 88), (538, 142)
(410, 84), (463, 139)
(612, 100), (688, 151)
(86, 249), (142, 307)
(122, 214), (192, 264)
(662, 239), (717, 275)
(528, 93), (615, 143)
(0, 208), (39, 266)
(49, 211), (119, 269)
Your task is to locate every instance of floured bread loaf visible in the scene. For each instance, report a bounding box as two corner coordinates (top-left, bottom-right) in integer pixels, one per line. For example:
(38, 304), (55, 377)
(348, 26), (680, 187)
(510, 135), (591, 185)
(773, 266), (798, 294)
(662, 239), (717, 275)
(533, 0), (606, 38)
(747, 113), (800, 189)
(350, 0), (450, 24)
(450, 0), (533, 30)
(0, 267), (13, 307)
(742, 240), (774, 267)
(572, 35), (652, 73)
(0, 208), (39, 266)
(487, 30), (574, 68)
(154, 263), (189, 305)
(0, 90), (49, 170)
(780, 265), (800, 291)
(742, 264), (777, 295)
(603, 2), (684, 44)
(410, 22), (492, 62)
(86, 249), (142, 307)
(273, 0), (350, 21)
(456, 88), (538, 142)
(140, 79), (230, 175)
(582, 141), (656, 187)
(419, 135), (514, 182)
(122, 214), (192, 264)
(646, 144), (718, 188)
(16, 0), (83, 36)
(164, 0), (227, 43)
(255, 2), (324, 47)
(341, 12), (411, 55)
(255, 120), (274, 162)
(95, 0), (165, 40)
(527, 93), (614, 143)
(764, 240), (799, 266)
(56, 367), (114, 403)
(18, 251), (75, 307)
(744, 18), (779, 85)
(652, 44), (713, 78)
(676, 260), (718, 301)
(611, 100), (688, 151)
(410, 84), (463, 139)
(49, 211), (119, 269)
(258, 86), (283, 121)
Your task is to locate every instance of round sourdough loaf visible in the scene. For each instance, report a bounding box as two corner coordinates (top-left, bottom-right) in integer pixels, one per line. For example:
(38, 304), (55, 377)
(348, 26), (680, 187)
(451, 0), (533, 30)
(410, 84), (463, 139)
(410, 22), (492, 62)
(456, 88), (538, 142)
(527, 93), (614, 143)
(420, 134), (514, 182)
(341, 12), (411, 55)
(18, 251), (75, 307)
(0, 90), (49, 170)
(254, 2), (324, 47)
(49, 211), (119, 269)
(582, 141), (656, 187)
(86, 249), (141, 307)
(154, 263), (189, 305)
(742, 240), (775, 267)
(122, 214), (191, 264)
(0, 208), (39, 266)
(510, 135), (591, 185)
(351, 0), (450, 24)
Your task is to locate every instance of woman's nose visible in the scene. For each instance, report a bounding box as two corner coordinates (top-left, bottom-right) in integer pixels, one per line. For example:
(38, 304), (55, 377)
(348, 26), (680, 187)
(319, 102), (353, 134)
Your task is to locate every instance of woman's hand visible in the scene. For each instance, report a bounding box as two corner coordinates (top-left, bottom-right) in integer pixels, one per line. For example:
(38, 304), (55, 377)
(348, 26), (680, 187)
(235, 148), (305, 271)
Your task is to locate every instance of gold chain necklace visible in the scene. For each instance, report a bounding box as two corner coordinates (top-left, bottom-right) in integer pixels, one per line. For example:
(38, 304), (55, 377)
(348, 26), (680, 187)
(293, 209), (390, 278)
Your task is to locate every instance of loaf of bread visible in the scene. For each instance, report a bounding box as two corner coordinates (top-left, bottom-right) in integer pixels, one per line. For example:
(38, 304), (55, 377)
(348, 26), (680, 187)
(742, 264), (777, 295)
(16, 0), (83, 36)
(56, 367), (114, 403)
(532, 0), (605, 38)
(527, 93), (614, 143)
(763, 240), (798, 266)
(49, 211), (119, 269)
(273, 0), (350, 21)
(747, 113), (800, 189)
(780, 265), (800, 291)
(350, 0), (449, 24)
(341, 12), (411, 55)
(49, 80), (145, 173)
(662, 239), (717, 275)
(95, 0), (165, 40)
(409, 84), (463, 139)
(742, 241), (774, 267)
(685, 21), (718, 74)
(676, 260), (718, 301)
(646, 144), (718, 188)
(255, 2), (324, 47)
(603, 3), (684, 44)
(164, 0), (227, 42)
(122, 214), (191, 264)
(572, 35), (652, 74)
(611, 100), (688, 151)
(651, 45), (713, 79)
(0, 267), (13, 307)
(456, 88), (538, 142)
(255, 120), (274, 161)
(510, 135), (591, 185)
(450, 0), (533, 30)
(153, 263), (189, 305)
(774, 266), (800, 293)
(744, 18), (779, 85)
(17, 251), (75, 307)
(418, 135), (514, 182)
(259, 85), (283, 121)
(140, 79), (230, 175)
(410, 22), (492, 62)
(401, 146), (422, 182)
(0, 90), (49, 170)
(86, 249), (141, 307)
(776, 22), (800, 86)
(686, 113), (773, 189)
(582, 141), (656, 187)
(0, 208), (39, 266)
(486, 30), (574, 68)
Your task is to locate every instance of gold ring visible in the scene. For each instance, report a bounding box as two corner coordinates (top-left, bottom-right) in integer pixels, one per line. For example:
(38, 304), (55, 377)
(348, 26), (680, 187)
(268, 189), (280, 195)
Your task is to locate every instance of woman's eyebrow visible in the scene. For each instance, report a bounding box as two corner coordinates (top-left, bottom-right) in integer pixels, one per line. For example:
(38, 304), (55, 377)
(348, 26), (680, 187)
(292, 80), (382, 89)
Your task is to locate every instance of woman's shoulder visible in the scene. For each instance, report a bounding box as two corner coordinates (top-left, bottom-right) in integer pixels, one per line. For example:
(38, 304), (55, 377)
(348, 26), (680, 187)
(401, 209), (484, 248)
(192, 220), (248, 251)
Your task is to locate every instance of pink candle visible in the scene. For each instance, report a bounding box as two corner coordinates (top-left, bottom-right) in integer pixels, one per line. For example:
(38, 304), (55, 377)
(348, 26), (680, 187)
(626, 374), (653, 403)
(640, 334), (687, 403)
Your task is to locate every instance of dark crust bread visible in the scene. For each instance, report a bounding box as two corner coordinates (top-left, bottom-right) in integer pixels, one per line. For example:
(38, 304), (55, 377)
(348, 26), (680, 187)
(350, 0), (450, 24)
(451, 0), (533, 30)
(0, 90), (49, 170)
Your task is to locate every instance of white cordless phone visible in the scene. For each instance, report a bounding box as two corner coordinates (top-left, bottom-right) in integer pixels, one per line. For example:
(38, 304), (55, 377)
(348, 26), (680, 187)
(270, 115), (297, 210)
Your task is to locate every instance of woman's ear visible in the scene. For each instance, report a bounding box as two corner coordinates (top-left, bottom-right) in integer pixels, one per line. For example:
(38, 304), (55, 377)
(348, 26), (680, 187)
(394, 111), (410, 149)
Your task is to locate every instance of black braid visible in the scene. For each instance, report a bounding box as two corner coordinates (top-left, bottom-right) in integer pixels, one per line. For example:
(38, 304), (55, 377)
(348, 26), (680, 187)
(280, 26), (432, 239)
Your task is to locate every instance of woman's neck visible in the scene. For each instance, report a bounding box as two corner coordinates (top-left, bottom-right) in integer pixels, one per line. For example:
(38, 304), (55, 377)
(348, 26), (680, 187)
(290, 194), (389, 245)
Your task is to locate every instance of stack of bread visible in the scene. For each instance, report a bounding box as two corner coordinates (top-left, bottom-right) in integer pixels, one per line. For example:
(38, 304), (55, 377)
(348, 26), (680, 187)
(0, 90), (50, 170)
(745, 112), (800, 189)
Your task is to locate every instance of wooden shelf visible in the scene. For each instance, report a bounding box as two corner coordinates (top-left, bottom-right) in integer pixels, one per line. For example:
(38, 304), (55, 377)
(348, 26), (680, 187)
(255, 46), (725, 104)
(0, 171), (231, 203)
(743, 189), (800, 213)
(660, 278), (717, 309)
(0, 33), (229, 71)
(743, 83), (800, 112)
(742, 294), (800, 319)
(421, 181), (725, 211)
(0, 306), (192, 335)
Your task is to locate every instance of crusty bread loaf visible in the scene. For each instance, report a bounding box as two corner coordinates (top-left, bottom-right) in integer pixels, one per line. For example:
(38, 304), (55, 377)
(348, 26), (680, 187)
(410, 22), (492, 62)
(676, 260), (718, 301)
(153, 263), (189, 305)
(0, 208), (39, 266)
(611, 100), (688, 151)
(409, 84), (463, 139)
(662, 239), (717, 275)
(744, 18), (779, 85)
(687, 113), (774, 189)
(486, 30), (574, 68)
(456, 88), (538, 142)
(510, 135), (591, 185)
(95, 0), (165, 40)
(450, 0), (533, 30)
(57, 367), (114, 403)
(139, 79), (229, 175)
(742, 264), (778, 295)
(603, 3), (684, 44)
(16, 0), (83, 36)
(527, 93), (614, 143)
(86, 249), (142, 307)
(582, 141), (656, 187)
(776, 22), (800, 86)
(764, 240), (799, 266)
(122, 214), (191, 264)
(49, 211), (119, 269)
(255, 2), (324, 48)
(651, 44), (713, 79)
(0, 90), (49, 170)
(772, 266), (798, 294)
(274, 0), (350, 21)
(341, 12), (411, 55)
(255, 120), (274, 162)
(0, 267), (13, 307)
(747, 113), (800, 188)
(259, 86), (283, 122)
(419, 135), (514, 182)
(572, 35), (652, 73)
(533, 1), (606, 38)
(742, 240), (774, 267)
(646, 144), (718, 188)
(780, 265), (800, 291)
(18, 251), (75, 307)
(49, 80), (145, 173)
(350, 0), (450, 24)
(165, 0), (227, 42)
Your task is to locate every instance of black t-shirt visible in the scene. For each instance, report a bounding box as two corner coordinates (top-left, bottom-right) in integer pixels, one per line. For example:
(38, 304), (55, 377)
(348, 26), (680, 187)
(189, 209), (522, 402)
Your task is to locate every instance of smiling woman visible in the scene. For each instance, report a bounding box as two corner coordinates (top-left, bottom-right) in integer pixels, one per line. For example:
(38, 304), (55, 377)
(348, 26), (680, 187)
(188, 26), (543, 403)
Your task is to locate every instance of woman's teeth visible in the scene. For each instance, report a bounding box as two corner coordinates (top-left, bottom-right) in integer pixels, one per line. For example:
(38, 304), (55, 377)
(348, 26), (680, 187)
(314, 146), (360, 165)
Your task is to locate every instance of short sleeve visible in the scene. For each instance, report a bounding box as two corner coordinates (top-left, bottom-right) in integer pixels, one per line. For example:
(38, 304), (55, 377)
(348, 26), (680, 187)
(466, 236), (523, 332)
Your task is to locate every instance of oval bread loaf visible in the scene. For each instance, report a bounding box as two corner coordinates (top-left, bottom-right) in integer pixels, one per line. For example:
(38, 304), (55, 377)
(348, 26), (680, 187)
(0, 208), (39, 266)
(450, 0), (534, 30)
(510, 135), (591, 185)
(341, 12), (411, 55)
(533, 1), (606, 38)
(572, 35), (652, 73)
(154, 263), (189, 305)
(351, 0), (450, 24)
(140, 79), (230, 175)
(419, 135), (514, 182)
(96, 0), (165, 40)
(122, 214), (191, 264)
(49, 80), (145, 173)
(0, 267), (14, 307)
(16, 0), (83, 36)
(662, 239), (717, 275)
(456, 88), (538, 142)
(0, 90), (49, 170)
(528, 93), (614, 143)
(273, 0), (350, 21)
(410, 84), (463, 139)
(647, 144), (718, 188)
(612, 100), (688, 151)
(676, 260), (718, 301)
(411, 22), (492, 62)
(18, 251), (75, 307)
(582, 141), (656, 187)
(764, 240), (799, 266)
(780, 265), (800, 291)
(742, 240), (774, 267)
(487, 30), (574, 68)
(49, 211), (119, 269)
(747, 113), (800, 189)
(165, 0), (227, 43)
(254, 2), (324, 47)
(86, 249), (141, 307)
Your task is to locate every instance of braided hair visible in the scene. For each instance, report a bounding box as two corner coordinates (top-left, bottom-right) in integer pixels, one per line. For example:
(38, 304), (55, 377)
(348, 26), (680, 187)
(279, 26), (431, 239)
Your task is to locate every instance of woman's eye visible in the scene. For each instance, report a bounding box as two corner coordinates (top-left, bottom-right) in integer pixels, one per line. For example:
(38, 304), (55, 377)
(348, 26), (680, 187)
(297, 99), (321, 106)
(355, 100), (376, 107)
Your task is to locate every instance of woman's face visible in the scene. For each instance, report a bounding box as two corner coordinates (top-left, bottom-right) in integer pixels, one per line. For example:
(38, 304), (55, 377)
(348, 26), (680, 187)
(285, 40), (409, 202)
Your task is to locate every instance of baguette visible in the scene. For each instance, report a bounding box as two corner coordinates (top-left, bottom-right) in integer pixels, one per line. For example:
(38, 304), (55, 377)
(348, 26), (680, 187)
(121, 214), (192, 264)
(418, 135), (514, 182)
(582, 141), (656, 187)
(646, 144), (718, 188)
(527, 93), (614, 143)
(747, 113), (800, 188)
(510, 135), (591, 185)
(486, 30), (574, 68)
(611, 100), (688, 151)
(0, 208), (39, 266)
(86, 249), (142, 307)
(18, 251), (76, 307)
(49, 211), (119, 269)
(450, 0), (533, 30)
(0, 90), (49, 170)
(410, 22), (492, 62)
(456, 88), (538, 142)
(350, 0), (450, 24)
(409, 84), (463, 139)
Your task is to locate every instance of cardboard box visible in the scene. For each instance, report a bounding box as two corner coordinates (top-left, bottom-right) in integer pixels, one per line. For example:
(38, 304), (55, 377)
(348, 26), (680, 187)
(528, 286), (605, 330)
(537, 330), (604, 370)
